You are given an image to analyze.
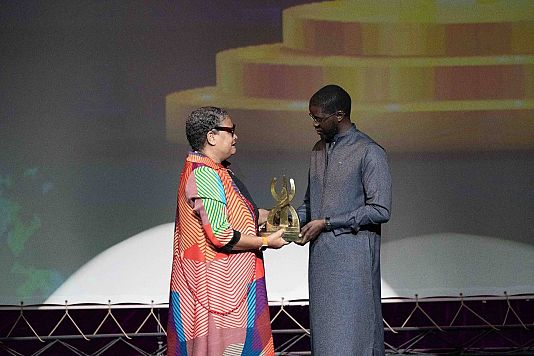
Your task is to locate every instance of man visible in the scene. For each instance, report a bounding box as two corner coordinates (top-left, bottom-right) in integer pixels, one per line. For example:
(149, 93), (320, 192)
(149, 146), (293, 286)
(297, 84), (392, 355)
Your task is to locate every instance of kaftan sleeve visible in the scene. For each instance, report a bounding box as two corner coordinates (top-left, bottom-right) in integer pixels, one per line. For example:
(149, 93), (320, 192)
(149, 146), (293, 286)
(185, 166), (240, 251)
(331, 143), (392, 230)
(296, 169), (311, 226)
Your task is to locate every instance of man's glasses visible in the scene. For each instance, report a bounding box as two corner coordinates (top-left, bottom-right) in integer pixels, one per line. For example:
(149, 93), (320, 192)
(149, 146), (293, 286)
(308, 112), (337, 124)
(213, 124), (236, 135)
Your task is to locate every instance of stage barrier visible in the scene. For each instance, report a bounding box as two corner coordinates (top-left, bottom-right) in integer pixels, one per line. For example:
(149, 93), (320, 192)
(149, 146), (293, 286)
(2, 293), (533, 355)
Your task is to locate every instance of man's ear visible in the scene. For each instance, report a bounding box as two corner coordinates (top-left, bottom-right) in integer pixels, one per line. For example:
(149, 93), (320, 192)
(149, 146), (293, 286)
(336, 111), (345, 121)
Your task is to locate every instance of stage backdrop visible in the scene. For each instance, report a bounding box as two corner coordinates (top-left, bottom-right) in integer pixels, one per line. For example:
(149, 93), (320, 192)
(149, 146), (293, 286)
(1, 0), (533, 305)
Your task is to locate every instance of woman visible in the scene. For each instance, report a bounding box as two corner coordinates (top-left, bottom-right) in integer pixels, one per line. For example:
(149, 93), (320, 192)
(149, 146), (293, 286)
(167, 106), (287, 355)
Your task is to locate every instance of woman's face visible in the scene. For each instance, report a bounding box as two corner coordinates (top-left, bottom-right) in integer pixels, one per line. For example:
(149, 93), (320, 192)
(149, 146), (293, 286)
(212, 116), (237, 161)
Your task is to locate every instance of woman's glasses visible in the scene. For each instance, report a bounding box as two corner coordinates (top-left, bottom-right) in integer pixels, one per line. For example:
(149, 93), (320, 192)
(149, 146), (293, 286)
(214, 124), (236, 135)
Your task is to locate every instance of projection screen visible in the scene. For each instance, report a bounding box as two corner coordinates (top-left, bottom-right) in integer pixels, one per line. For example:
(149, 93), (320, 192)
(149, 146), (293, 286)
(1, 0), (533, 306)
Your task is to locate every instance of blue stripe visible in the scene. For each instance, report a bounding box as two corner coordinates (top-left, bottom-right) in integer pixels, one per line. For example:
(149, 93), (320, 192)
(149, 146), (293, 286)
(171, 291), (188, 355)
(242, 281), (260, 355)
(247, 281), (256, 328)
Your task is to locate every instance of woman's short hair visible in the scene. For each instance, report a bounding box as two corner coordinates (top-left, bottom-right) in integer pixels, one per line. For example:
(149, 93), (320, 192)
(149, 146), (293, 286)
(185, 106), (229, 151)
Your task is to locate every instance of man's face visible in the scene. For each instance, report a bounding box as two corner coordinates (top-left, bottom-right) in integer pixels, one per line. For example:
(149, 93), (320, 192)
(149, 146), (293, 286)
(309, 105), (338, 141)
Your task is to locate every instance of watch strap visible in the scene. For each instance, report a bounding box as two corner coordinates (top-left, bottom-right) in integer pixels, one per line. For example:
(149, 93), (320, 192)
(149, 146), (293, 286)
(324, 217), (333, 231)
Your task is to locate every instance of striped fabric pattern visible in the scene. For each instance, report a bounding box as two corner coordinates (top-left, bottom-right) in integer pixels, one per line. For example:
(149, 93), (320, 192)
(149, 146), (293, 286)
(168, 152), (274, 356)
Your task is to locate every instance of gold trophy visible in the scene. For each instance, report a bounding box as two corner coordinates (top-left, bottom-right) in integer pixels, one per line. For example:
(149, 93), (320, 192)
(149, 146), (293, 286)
(260, 176), (302, 242)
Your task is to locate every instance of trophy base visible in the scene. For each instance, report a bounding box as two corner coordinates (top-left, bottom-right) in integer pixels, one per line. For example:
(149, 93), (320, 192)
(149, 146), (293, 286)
(260, 230), (303, 243)
(281, 232), (303, 243)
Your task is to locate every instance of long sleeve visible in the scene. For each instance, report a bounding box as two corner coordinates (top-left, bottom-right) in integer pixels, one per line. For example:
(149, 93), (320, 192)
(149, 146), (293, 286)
(330, 144), (392, 230)
(297, 170), (311, 226)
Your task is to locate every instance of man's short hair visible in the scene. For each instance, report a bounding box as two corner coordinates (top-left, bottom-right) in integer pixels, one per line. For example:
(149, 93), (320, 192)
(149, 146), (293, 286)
(185, 106), (228, 151)
(309, 84), (351, 115)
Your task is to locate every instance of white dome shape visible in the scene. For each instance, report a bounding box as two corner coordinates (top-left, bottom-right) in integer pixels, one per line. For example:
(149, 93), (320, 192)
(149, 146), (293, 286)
(45, 224), (174, 305)
(46, 228), (534, 305)
(381, 233), (534, 298)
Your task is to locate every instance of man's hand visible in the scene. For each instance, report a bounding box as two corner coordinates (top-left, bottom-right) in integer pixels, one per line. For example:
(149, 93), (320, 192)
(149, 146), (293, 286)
(296, 219), (326, 245)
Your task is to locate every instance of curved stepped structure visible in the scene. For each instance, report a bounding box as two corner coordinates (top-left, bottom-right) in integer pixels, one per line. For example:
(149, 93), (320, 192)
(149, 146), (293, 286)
(283, 0), (534, 57)
(166, 0), (534, 152)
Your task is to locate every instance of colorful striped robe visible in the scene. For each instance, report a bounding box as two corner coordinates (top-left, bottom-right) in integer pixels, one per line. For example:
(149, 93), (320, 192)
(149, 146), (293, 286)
(167, 152), (274, 355)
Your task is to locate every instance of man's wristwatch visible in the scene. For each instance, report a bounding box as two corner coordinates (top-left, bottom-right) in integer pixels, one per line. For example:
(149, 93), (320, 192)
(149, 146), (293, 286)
(324, 217), (333, 231)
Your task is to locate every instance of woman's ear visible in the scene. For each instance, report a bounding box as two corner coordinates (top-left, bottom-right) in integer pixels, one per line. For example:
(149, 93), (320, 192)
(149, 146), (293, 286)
(206, 130), (217, 146)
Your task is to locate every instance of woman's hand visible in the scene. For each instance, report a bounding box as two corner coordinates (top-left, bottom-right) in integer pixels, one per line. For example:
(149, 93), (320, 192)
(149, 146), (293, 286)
(267, 228), (288, 249)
